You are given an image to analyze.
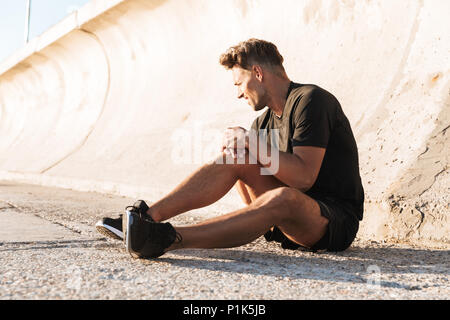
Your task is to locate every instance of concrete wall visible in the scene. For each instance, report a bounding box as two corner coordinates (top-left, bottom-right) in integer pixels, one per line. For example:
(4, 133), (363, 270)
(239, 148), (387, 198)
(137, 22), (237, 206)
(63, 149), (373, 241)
(0, 0), (448, 245)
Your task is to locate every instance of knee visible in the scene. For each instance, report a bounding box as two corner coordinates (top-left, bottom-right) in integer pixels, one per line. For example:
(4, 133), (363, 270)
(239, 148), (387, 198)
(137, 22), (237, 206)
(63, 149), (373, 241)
(255, 187), (301, 224)
(215, 150), (257, 168)
(260, 187), (299, 208)
(268, 186), (298, 200)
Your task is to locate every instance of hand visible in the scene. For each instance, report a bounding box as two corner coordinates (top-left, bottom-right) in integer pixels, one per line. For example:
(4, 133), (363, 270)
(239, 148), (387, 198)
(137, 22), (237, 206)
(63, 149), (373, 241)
(221, 126), (249, 159)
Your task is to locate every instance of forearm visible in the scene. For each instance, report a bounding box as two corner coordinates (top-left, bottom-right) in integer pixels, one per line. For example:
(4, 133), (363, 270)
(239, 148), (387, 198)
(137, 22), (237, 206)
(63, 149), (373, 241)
(248, 137), (313, 191)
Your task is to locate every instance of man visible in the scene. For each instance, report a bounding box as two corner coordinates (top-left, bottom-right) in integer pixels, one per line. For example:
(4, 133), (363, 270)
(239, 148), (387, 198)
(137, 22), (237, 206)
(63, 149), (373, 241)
(96, 38), (364, 258)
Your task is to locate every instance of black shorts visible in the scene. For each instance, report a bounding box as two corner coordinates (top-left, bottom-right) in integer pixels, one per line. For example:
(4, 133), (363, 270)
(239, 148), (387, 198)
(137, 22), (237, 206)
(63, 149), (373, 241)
(264, 196), (360, 252)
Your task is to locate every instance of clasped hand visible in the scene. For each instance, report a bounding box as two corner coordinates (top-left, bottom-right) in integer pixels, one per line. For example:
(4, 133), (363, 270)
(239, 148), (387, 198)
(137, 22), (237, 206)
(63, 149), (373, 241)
(221, 126), (249, 159)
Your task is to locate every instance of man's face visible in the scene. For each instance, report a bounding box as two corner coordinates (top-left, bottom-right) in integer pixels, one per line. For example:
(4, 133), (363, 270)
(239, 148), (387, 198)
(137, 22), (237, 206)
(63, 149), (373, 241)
(232, 66), (266, 111)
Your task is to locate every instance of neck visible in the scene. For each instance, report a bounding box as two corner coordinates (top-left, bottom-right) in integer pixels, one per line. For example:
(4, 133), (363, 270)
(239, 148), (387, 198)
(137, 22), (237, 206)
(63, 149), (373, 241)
(266, 76), (291, 117)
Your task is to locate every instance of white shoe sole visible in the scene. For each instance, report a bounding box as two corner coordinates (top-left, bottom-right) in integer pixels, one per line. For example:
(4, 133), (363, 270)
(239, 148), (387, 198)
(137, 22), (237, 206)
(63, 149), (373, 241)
(95, 220), (123, 240)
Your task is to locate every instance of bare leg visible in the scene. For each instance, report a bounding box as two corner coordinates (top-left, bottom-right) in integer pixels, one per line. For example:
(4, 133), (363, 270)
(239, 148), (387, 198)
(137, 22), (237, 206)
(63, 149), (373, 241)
(167, 187), (328, 250)
(234, 180), (252, 205)
(145, 152), (327, 250)
(148, 152), (285, 222)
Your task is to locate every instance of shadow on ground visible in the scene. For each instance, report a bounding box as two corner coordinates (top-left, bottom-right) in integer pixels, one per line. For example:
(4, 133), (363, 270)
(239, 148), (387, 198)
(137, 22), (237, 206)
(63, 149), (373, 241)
(160, 245), (449, 289)
(0, 239), (112, 252)
(1, 237), (447, 291)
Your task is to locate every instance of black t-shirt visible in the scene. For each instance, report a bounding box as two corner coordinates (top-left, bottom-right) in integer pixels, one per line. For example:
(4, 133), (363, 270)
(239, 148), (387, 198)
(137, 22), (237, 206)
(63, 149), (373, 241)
(251, 82), (364, 220)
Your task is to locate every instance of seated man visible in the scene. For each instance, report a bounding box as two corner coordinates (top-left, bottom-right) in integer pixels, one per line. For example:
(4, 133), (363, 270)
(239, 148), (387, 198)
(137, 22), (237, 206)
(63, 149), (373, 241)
(96, 38), (365, 259)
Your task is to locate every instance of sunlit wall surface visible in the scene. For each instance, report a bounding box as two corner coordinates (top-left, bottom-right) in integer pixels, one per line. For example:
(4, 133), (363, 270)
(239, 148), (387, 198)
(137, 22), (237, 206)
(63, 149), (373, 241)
(0, 0), (91, 63)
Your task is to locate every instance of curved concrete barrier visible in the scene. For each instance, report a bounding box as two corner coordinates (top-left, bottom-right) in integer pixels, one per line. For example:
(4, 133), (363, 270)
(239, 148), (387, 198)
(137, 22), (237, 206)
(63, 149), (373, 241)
(0, 0), (448, 245)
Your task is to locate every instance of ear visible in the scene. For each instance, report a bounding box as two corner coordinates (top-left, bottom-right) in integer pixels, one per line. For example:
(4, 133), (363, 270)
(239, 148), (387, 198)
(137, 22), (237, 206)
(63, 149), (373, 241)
(252, 65), (264, 82)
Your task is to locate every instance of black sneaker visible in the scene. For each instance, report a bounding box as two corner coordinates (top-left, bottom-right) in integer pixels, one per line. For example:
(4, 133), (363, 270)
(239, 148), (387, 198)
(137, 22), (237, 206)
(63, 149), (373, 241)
(96, 215), (124, 240)
(129, 200), (152, 219)
(95, 200), (153, 240)
(123, 209), (181, 259)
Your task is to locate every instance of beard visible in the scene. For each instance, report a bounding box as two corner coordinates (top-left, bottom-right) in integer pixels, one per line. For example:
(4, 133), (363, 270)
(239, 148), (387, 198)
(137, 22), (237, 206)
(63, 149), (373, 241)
(250, 88), (268, 111)
(252, 103), (266, 111)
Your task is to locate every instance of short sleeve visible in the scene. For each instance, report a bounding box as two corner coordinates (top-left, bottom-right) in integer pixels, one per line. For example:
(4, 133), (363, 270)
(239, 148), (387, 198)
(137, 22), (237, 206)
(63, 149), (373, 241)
(291, 92), (333, 148)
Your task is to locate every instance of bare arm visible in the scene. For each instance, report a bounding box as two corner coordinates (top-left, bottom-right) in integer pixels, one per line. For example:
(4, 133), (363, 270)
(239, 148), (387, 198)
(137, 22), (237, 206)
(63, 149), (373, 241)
(222, 126), (325, 191)
(248, 135), (325, 191)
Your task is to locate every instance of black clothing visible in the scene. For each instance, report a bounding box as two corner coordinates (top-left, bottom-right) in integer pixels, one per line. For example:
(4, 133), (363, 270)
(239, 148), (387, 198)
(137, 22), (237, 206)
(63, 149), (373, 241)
(252, 82), (364, 251)
(251, 82), (364, 220)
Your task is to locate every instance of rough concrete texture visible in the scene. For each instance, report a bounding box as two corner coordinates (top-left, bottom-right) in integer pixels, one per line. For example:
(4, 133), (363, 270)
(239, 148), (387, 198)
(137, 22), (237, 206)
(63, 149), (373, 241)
(0, 0), (448, 245)
(0, 181), (448, 299)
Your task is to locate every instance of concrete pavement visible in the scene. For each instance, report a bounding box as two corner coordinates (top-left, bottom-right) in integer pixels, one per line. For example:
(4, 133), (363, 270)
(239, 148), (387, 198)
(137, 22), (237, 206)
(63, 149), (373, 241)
(0, 181), (448, 299)
(0, 0), (448, 245)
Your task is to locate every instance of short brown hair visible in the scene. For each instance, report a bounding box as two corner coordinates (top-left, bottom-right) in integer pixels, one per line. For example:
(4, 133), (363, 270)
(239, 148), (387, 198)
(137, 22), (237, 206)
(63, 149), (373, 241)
(219, 38), (285, 72)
